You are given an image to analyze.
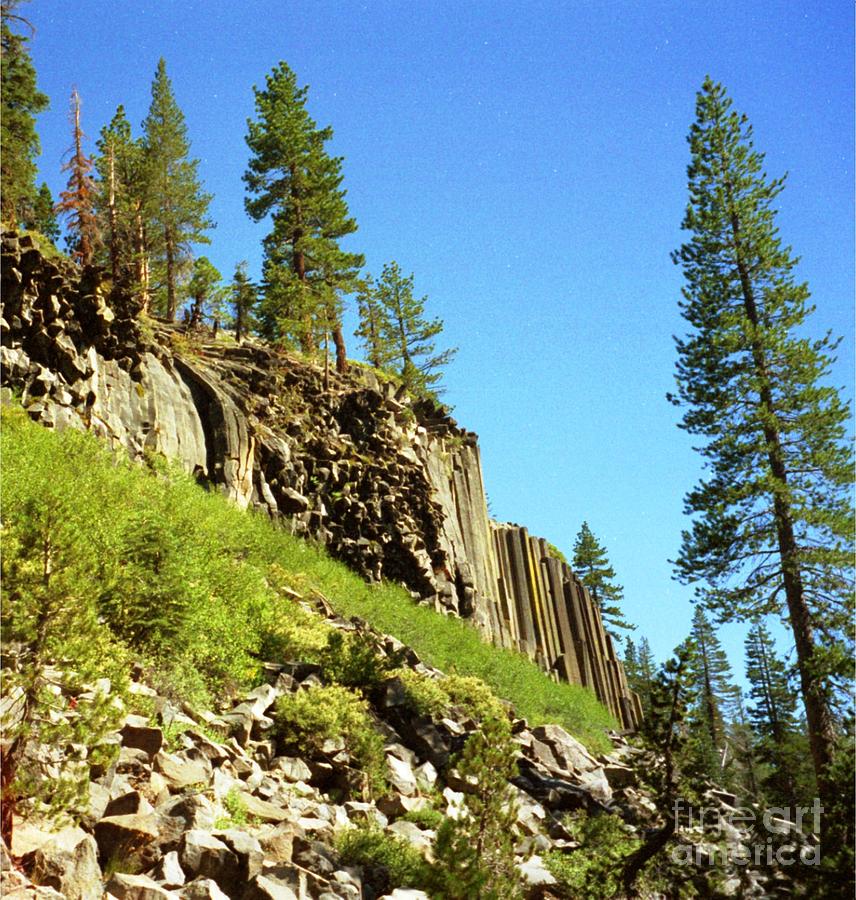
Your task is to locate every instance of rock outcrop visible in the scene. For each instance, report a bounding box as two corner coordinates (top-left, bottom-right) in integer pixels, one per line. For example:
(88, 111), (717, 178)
(0, 232), (639, 728)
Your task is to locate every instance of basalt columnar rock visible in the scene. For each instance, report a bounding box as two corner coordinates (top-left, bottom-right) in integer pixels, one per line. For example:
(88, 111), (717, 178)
(0, 232), (640, 728)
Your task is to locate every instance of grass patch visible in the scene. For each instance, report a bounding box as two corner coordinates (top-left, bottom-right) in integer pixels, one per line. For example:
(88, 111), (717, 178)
(1, 405), (615, 752)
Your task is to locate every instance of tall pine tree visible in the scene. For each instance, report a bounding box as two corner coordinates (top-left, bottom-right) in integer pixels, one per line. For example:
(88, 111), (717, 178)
(0, 0), (48, 226)
(142, 58), (213, 320)
(244, 61), (363, 371)
(670, 77), (854, 809)
(359, 261), (457, 397)
(56, 88), (99, 265)
(95, 105), (150, 300)
(230, 260), (257, 343)
(681, 607), (740, 781)
(572, 521), (635, 640)
(744, 621), (812, 806)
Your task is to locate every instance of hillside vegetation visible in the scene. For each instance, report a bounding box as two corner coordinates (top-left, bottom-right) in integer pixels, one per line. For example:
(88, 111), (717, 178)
(1, 404), (616, 752)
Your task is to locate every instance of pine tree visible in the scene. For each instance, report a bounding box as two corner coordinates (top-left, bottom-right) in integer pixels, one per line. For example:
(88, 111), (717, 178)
(24, 181), (59, 241)
(230, 260), (257, 342)
(0, 416), (128, 848)
(56, 88), (99, 265)
(681, 607), (740, 780)
(142, 58), (213, 320)
(95, 105), (150, 300)
(572, 521), (635, 640)
(366, 261), (457, 397)
(182, 255), (228, 331)
(355, 275), (391, 369)
(744, 621), (813, 806)
(244, 61), (363, 371)
(669, 78), (854, 810)
(0, 0), (48, 226)
(430, 716), (523, 899)
(625, 635), (656, 719)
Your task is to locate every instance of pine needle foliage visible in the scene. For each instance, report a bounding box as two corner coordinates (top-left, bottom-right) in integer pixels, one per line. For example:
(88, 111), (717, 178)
(356, 261), (457, 398)
(142, 58), (213, 320)
(669, 77), (854, 807)
(572, 521), (635, 639)
(0, 0), (48, 226)
(244, 61), (363, 370)
(430, 716), (523, 899)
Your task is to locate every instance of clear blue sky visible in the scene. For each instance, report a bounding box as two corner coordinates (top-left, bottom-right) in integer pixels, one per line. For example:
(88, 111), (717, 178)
(24, 1), (854, 684)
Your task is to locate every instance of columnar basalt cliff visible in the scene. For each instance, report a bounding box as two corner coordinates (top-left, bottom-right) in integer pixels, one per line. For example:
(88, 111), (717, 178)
(0, 232), (640, 728)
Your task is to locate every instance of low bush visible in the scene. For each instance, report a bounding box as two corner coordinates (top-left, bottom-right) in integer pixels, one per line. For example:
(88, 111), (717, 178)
(544, 811), (648, 899)
(335, 825), (430, 895)
(273, 684), (386, 796)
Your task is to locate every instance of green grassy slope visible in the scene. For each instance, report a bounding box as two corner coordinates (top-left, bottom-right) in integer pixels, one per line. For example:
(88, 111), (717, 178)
(1, 405), (616, 751)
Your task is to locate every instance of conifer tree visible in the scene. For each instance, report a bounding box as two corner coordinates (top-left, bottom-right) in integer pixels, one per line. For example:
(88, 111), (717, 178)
(244, 61), (363, 371)
(355, 275), (391, 369)
(230, 260), (257, 342)
(142, 58), (213, 320)
(681, 607), (740, 780)
(25, 182), (59, 241)
(625, 635), (656, 719)
(0, 0), (48, 225)
(95, 105), (150, 299)
(365, 261), (457, 397)
(572, 521), (635, 640)
(670, 77), (854, 809)
(183, 255), (228, 331)
(430, 716), (523, 899)
(56, 88), (99, 265)
(744, 621), (813, 806)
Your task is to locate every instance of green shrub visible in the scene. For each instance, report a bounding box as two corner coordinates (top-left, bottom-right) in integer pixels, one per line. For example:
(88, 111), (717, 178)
(319, 630), (394, 693)
(442, 674), (506, 723)
(390, 668), (449, 718)
(335, 825), (430, 895)
(544, 811), (646, 899)
(214, 787), (250, 829)
(273, 684), (386, 796)
(402, 804), (445, 830)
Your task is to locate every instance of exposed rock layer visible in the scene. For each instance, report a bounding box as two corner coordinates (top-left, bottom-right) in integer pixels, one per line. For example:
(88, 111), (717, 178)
(0, 233), (640, 728)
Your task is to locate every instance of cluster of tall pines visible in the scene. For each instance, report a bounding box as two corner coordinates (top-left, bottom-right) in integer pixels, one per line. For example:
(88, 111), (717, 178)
(1, 3), (456, 396)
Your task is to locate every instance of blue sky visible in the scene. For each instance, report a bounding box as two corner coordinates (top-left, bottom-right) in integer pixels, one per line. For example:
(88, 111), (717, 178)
(24, 1), (854, 683)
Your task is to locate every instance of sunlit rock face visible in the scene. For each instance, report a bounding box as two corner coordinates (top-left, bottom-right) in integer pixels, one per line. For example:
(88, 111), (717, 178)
(0, 231), (639, 728)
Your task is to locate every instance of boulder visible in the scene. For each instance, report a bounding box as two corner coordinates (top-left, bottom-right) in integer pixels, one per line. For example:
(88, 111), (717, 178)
(270, 757), (312, 783)
(22, 827), (101, 900)
(104, 790), (155, 818)
(121, 716), (165, 757)
(105, 872), (176, 899)
(241, 792), (291, 823)
(179, 878), (230, 900)
(242, 874), (298, 900)
(179, 830), (240, 887)
(154, 751), (212, 790)
(530, 725), (599, 774)
(387, 820), (434, 856)
(215, 829), (263, 883)
(148, 850), (186, 887)
(516, 855), (557, 887)
(385, 754), (417, 796)
(257, 823), (298, 864)
(94, 814), (160, 861)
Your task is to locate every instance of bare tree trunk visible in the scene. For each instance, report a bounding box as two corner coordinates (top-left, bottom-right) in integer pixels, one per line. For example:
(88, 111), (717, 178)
(107, 143), (118, 282)
(165, 226), (176, 321)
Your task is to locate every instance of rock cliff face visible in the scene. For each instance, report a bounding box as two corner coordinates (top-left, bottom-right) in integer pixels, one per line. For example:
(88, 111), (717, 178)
(0, 232), (640, 729)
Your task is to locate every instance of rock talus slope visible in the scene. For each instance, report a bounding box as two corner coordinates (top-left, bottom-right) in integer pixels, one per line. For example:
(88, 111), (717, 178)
(0, 232), (640, 729)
